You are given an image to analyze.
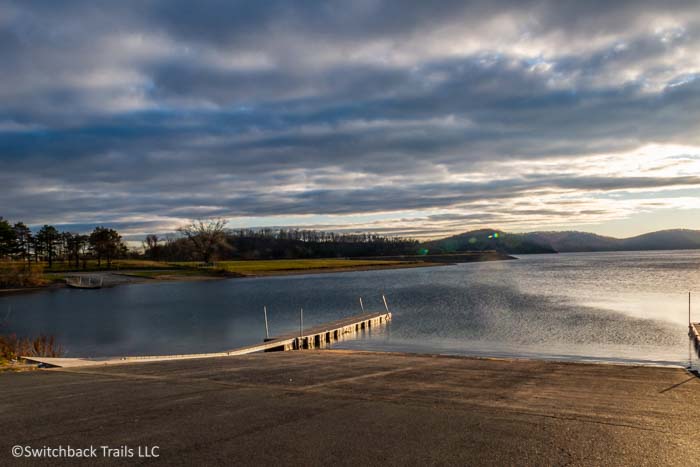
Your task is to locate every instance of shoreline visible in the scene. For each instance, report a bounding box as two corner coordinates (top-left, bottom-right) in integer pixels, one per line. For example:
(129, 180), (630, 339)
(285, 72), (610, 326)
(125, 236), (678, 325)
(0, 253), (516, 296)
(15, 345), (693, 371)
(0, 260), (449, 296)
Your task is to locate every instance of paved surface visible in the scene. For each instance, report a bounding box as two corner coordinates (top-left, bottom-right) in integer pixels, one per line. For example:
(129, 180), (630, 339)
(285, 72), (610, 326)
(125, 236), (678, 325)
(2, 351), (700, 466)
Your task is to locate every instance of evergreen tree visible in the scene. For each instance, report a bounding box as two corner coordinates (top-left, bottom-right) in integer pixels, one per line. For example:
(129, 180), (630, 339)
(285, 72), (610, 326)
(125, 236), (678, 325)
(0, 217), (18, 259)
(12, 222), (33, 264)
(36, 225), (60, 268)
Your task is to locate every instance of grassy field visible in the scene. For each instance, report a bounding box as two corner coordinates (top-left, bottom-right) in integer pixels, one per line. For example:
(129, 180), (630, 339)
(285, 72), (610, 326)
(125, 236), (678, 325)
(115, 269), (228, 279)
(2, 258), (420, 285)
(122, 258), (413, 279)
(20, 259), (182, 272)
(199, 259), (407, 275)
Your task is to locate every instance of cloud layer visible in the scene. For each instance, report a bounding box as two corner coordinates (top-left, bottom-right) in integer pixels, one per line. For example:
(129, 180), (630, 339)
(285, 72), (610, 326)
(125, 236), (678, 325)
(1, 0), (700, 238)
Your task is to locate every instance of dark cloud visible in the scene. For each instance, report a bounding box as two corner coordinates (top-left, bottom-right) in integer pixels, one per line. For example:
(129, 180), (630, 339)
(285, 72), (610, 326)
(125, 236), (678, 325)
(1, 1), (699, 235)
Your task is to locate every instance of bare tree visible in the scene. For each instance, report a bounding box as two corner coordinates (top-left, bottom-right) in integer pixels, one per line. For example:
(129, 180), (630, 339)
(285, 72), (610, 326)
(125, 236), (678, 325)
(65, 233), (88, 269)
(178, 218), (229, 264)
(143, 234), (161, 260)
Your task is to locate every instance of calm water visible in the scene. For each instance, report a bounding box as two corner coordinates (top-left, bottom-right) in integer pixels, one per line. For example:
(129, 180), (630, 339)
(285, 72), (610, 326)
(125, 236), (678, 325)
(1, 251), (699, 368)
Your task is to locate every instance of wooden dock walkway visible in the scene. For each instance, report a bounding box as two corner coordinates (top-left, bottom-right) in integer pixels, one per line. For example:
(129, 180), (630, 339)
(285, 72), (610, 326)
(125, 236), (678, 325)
(690, 322), (700, 356)
(263, 311), (392, 351)
(21, 311), (391, 368)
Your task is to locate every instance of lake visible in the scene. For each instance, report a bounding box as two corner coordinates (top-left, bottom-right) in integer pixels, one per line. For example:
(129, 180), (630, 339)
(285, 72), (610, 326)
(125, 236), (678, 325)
(2, 250), (699, 368)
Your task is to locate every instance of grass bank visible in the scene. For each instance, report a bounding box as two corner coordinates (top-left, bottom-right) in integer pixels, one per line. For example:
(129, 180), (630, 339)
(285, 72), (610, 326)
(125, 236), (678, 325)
(0, 263), (47, 288)
(1, 258), (431, 290)
(117, 258), (430, 280)
(1, 252), (509, 291)
(0, 334), (64, 371)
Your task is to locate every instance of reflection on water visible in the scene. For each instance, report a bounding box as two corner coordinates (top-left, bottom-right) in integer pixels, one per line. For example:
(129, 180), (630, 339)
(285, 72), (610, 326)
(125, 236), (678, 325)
(1, 250), (699, 368)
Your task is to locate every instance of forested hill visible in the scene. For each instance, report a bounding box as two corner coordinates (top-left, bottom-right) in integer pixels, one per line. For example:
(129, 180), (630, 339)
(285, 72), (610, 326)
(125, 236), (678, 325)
(524, 229), (700, 252)
(422, 229), (556, 255)
(425, 228), (700, 254)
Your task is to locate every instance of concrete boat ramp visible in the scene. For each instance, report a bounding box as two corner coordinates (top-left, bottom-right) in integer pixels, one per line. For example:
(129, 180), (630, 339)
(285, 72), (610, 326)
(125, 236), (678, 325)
(3, 350), (700, 465)
(22, 311), (391, 368)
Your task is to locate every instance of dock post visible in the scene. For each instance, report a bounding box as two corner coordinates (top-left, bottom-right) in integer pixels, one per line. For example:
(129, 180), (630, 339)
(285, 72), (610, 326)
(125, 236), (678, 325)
(264, 306), (270, 339)
(360, 297), (364, 312)
(690, 292), (692, 327)
(300, 308), (304, 338)
(382, 294), (389, 312)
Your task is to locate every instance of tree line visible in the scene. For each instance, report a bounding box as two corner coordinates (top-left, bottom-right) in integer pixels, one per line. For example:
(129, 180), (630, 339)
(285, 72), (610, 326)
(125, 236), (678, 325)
(0, 217), (127, 268)
(0, 217), (420, 267)
(149, 220), (420, 262)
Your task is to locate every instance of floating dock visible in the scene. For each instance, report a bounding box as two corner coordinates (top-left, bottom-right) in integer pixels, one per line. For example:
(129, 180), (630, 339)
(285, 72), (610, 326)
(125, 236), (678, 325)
(65, 276), (103, 289)
(262, 311), (392, 351)
(22, 310), (391, 368)
(690, 322), (700, 356)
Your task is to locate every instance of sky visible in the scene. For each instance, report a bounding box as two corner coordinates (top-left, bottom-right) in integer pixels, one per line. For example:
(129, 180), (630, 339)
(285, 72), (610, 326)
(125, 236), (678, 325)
(1, 0), (700, 241)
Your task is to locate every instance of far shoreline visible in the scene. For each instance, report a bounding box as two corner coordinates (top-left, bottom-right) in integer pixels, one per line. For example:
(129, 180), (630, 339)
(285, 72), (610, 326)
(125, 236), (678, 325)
(1, 252), (514, 296)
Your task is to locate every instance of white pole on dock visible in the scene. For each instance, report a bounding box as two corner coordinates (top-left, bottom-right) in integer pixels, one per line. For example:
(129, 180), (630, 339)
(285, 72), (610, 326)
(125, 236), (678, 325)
(263, 306), (270, 339)
(359, 297), (364, 312)
(382, 294), (389, 312)
(300, 308), (304, 337)
(690, 292), (692, 327)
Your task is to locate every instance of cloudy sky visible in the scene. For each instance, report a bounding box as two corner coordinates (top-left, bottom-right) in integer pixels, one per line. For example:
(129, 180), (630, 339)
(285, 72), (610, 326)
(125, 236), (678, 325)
(2, 0), (700, 241)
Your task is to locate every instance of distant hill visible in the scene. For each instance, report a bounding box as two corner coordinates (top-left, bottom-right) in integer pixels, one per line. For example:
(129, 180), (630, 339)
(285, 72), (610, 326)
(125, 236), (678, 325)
(521, 231), (621, 252)
(422, 229), (557, 255)
(614, 229), (700, 251)
(424, 228), (700, 254)
(525, 229), (700, 252)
